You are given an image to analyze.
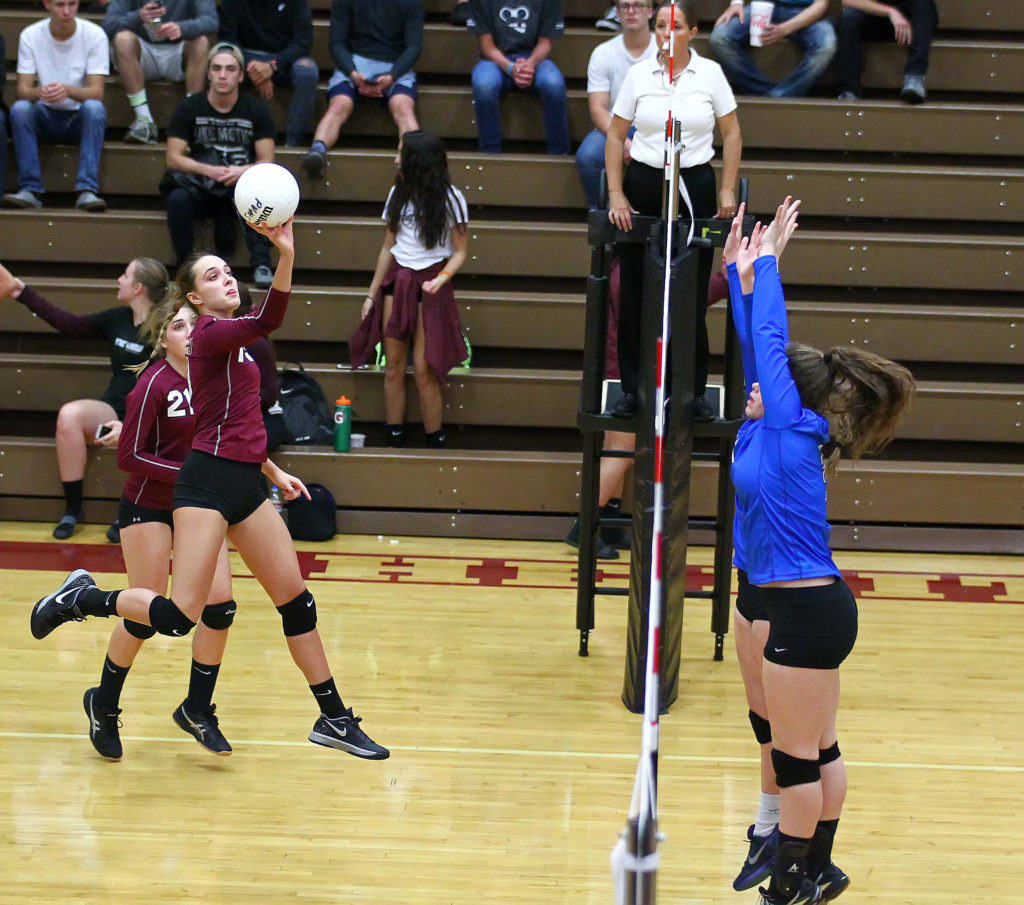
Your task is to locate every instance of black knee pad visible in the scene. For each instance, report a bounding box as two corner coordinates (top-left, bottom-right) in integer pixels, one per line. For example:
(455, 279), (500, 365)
(148, 595), (197, 637)
(771, 748), (821, 788)
(819, 741), (842, 766)
(277, 590), (317, 637)
(201, 599), (237, 631)
(123, 618), (157, 640)
(748, 709), (772, 745)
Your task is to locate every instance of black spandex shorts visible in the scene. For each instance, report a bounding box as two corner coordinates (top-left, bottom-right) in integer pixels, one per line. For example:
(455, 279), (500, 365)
(172, 450), (266, 525)
(118, 496), (174, 528)
(762, 578), (858, 670)
(735, 569), (769, 623)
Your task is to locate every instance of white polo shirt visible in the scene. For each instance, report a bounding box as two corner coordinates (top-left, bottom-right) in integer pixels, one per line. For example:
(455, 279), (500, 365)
(611, 48), (736, 170)
(586, 33), (658, 107)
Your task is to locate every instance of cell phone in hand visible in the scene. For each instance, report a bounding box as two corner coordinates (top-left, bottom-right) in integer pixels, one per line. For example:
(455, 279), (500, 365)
(95, 424), (113, 440)
(363, 75), (378, 84)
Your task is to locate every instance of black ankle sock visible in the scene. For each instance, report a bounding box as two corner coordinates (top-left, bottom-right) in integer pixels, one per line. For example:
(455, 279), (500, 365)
(806, 818), (839, 879)
(97, 655), (130, 708)
(62, 480), (84, 518)
(77, 587), (120, 618)
(386, 424), (407, 447)
(187, 660), (221, 712)
(771, 834), (812, 898)
(309, 677), (345, 717)
(424, 429), (446, 448)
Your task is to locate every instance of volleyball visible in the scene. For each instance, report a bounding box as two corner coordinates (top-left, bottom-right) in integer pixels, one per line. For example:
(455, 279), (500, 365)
(234, 163), (300, 228)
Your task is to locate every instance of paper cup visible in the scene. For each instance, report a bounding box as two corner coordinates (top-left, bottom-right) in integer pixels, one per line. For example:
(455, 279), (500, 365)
(749, 1), (774, 46)
(351, 433), (366, 448)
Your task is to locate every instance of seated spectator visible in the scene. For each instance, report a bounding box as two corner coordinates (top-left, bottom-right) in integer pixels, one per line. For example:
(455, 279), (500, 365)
(0, 257), (166, 541)
(160, 43), (276, 288)
(836, 0), (937, 103)
(103, 0), (216, 145)
(2, 0), (108, 211)
(1, 33), (8, 194)
(468, 0), (569, 155)
(218, 0), (318, 147)
(576, 0), (656, 209)
(301, 0), (423, 180)
(708, 0), (835, 97)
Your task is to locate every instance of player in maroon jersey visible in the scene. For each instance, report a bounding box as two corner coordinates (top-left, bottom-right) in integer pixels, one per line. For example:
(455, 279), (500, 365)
(33, 219), (390, 760)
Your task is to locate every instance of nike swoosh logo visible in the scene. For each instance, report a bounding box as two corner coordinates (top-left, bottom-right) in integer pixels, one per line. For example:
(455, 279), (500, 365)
(172, 629), (186, 636)
(314, 690), (332, 696)
(774, 647), (788, 653)
(747, 839), (770, 865)
(306, 601), (313, 607)
(54, 588), (79, 606)
(195, 668), (212, 675)
(106, 663), (118, 674)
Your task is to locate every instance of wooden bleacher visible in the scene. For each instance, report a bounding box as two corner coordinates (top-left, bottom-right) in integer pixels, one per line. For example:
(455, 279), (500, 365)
(1, 1), (1021, 550)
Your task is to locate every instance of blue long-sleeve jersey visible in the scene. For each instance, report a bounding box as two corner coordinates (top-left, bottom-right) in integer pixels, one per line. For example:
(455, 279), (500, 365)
(728, 256), (840, 585)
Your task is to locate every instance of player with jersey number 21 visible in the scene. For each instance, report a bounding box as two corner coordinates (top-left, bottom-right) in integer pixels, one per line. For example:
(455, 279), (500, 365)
(32, 217), (392, 761)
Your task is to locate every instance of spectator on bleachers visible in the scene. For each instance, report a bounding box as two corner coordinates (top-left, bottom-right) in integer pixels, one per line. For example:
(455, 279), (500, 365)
(103, 0), (216, 145)
(301, 0), (423, 180)
(468, 0), (570, 155)
(576, 0), (657, 210)
(0, 257), (166, 541)
(218, 0), (318, 147)
(350, 130), (469, 450)
(836, 0), (937, 104)
(2, 0), (108, 211)
(1, 34), (8, 195)
(160, 43), (276, 288)
(709, 0), (835, 97)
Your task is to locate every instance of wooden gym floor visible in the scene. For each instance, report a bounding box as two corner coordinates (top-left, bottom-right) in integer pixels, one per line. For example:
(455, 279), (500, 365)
(0, 522), (1021, 904)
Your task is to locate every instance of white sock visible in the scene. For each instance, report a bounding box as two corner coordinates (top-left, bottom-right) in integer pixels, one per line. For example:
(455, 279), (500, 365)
(754, 793), (780, 837)
(128, 91), (153, 122)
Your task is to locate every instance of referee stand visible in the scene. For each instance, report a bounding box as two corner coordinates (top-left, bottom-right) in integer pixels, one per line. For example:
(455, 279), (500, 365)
(575, 182), (751, 713)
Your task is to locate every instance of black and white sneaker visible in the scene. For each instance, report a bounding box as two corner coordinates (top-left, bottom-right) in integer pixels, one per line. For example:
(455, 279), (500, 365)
(757, 876), (822, 905)
(309, 708), (390, 759)
(816, 862), (850, 902)
(173, 701), (233, 755)
(31, 569), (95, 639)
(83, 686), (123, 761)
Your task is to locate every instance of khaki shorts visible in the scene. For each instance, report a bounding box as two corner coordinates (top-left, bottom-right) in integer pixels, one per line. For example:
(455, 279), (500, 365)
(132, 38), (185, 82)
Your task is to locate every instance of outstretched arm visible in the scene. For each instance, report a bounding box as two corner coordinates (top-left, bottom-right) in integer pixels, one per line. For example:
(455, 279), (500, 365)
(723, 206), (757, 392)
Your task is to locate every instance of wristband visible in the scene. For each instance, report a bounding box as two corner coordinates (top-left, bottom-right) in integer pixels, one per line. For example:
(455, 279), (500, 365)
(506, 62), (514, 76)
(439, 270), (452, 278)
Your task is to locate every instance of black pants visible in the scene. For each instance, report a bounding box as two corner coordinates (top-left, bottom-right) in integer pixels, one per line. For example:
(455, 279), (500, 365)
(165, 186), (272, 269)
(836, 0), (938, 94)
(616, 159), (715, 398)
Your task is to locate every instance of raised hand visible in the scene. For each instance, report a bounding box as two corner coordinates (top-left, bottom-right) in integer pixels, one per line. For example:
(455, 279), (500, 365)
(0, 262), (25, 299)
(735, 220), (763, 283)
(759, 196), (801, 261)
(250, 217), (295, 256)
(723, 203), (746, 266)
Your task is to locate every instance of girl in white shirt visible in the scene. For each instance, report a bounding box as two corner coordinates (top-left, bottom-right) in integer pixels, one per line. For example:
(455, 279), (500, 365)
(604, 0), (742, 419)
(351, 130), (469, 448)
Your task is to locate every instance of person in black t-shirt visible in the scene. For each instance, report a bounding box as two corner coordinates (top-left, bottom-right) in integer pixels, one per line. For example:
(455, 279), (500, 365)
(1, 33), (8, 193)
(0, 257), (167, 541)
(161, 43), (276, 288)
(218, 0), (318, 147)
(468, 0), (569, 154)
(300, 0), (423, 180)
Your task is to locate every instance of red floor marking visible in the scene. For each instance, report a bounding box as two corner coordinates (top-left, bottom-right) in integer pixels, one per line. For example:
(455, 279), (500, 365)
(843, 571), (877, 596)
(686, 564), (715, 591)
(0, 541), (126, 575)
(379, 555), (414, 582)
(465, 559), (519, 586)
(926, 573), (1008, 603)
(295, 551), (330, 581)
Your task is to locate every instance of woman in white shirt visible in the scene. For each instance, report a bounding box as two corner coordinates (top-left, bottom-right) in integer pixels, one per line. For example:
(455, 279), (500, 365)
(605, 0), (742, 418)
(350, 130), (470, 448)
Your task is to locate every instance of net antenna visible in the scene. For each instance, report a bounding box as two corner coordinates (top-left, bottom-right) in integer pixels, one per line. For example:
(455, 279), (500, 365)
(611, 5), (684, 903)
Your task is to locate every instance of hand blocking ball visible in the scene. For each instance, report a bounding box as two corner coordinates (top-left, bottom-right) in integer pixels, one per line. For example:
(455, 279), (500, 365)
(234, 163), (300, 228)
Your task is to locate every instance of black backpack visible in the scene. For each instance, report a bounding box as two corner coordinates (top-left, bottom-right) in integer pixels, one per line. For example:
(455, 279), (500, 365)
(287, 483), (337, 541)
(277, 363), (333, 445)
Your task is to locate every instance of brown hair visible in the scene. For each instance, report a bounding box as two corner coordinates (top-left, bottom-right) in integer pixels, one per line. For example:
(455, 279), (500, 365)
(654, 0), (697, 30)
(130, 257), (169, 304)
(786, 343), (916, 475)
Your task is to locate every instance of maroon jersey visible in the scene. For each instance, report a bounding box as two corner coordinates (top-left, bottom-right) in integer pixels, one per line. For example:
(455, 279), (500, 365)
(188, 287), (289, 463)
(117, 360), (195, 509)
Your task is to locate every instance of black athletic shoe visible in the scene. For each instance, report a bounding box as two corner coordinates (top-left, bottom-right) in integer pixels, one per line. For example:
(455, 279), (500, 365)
(105, 520), (121, 544)
(172, 701), (233, 755)
(83, 686), (123, 761)
(816, 862), (850, 902)
(31, 569), (95, 639)
(450, 1), (470, 25)
(756, 877), (822, 905)
(301, 148), (327, 180)
(733, 825), (778, 891)
(309, 708), (390, 759)
(565, 518), (619, 560)
(612, 392), (637, 418)
(52, 513), (81, 540)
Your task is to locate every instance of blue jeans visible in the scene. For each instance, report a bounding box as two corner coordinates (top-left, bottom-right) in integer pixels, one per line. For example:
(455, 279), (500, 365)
(575, 125), (636, 210)
(708, 3), (836, 97)
(9, 99), (106, 193)
(242, 49), (319, 147)
(471, 56), (569, 154)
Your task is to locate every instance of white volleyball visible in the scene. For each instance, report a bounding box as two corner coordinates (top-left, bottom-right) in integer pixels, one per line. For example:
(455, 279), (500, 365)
(234, 163), (300, 228)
